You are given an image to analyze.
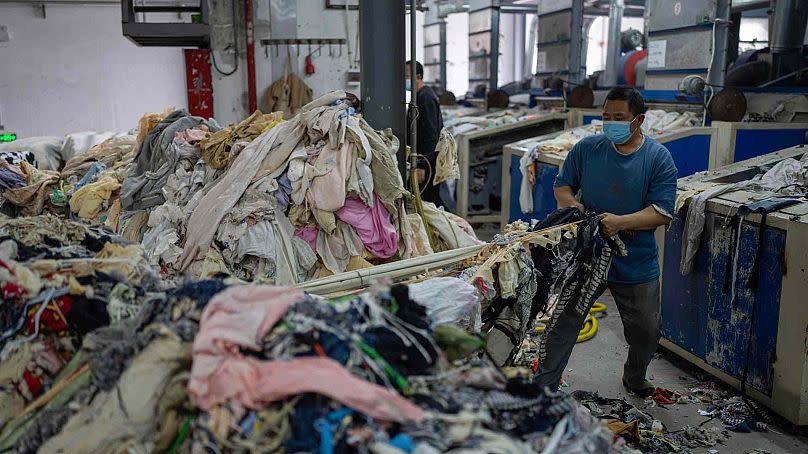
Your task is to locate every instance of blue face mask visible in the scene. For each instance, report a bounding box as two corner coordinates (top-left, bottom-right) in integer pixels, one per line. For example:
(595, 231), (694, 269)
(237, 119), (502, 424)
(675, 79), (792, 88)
(406, 79), (412, 91)
(603, 116), (638, 145)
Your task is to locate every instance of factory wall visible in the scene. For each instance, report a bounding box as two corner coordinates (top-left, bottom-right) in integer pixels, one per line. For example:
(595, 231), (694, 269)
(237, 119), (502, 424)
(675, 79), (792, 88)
(0, 3), (186, 138)
(210, 0), (250, 126)
(258, 0), (361, 112)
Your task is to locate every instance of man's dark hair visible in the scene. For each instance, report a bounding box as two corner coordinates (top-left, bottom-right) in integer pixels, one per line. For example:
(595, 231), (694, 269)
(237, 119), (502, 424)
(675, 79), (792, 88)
(603, 87), (646, 117)
(406, 60), (424, 79)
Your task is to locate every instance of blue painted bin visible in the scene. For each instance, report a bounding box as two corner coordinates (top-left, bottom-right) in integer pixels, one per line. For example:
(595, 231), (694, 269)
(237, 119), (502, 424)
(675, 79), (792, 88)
(661, 209), (784, 394)
(657, 145), (808, 424)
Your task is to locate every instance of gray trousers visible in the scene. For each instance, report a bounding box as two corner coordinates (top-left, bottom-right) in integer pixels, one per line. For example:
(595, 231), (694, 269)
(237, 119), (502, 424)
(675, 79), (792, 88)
(535, 280), (661, 389)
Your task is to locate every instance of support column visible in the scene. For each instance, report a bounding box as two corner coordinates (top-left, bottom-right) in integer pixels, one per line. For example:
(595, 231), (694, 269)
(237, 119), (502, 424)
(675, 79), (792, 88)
(513, 13), (525, 84)
(489, 4), (500, 91)
(568, 0), (585, 85)
(360, 0), (406, 177)
(439, 19), (448, 91)
(727, 11), (742, 67)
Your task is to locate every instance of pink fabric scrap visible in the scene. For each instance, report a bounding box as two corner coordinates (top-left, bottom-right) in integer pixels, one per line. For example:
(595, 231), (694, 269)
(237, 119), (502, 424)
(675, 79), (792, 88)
(188, 285), (425, 423)
(294, 226), (319, 253)
(336, 194), (398, 259)
(175, 128), (207, 145)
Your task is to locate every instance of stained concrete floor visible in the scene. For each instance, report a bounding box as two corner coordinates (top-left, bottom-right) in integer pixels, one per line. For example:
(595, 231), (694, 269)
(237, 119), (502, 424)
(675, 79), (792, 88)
(562, 291), (808, 454)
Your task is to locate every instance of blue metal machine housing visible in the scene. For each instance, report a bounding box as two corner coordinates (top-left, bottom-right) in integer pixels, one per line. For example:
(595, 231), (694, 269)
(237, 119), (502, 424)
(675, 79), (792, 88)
(658, 145), (808, 424)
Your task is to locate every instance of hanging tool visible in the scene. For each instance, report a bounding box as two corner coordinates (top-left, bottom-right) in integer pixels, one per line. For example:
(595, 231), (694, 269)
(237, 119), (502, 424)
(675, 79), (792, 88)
(305, 55), (316, 75)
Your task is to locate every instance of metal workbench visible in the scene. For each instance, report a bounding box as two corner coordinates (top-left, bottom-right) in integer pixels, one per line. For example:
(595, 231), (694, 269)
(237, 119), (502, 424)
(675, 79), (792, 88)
(455, 112), (567, 224)
(501, 124), (718, 227)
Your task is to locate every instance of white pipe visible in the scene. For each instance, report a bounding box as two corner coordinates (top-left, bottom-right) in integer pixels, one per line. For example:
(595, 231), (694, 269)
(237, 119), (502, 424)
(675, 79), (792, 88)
(297, 244), (486, 295)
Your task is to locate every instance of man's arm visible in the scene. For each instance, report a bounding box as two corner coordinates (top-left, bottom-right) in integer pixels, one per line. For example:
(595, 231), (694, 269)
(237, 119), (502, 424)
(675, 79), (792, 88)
(553, 142), (584, 210)
(554, 186), (584, 212)
(600, 206), (669, 237)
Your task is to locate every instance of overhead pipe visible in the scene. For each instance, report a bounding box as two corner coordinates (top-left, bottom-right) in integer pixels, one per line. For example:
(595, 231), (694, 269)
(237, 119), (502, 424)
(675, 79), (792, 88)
(770, 0), (808, 79)
(707, 0), (731, 89)
(245, 0), (257, 113)
(601, 0), (624, 88)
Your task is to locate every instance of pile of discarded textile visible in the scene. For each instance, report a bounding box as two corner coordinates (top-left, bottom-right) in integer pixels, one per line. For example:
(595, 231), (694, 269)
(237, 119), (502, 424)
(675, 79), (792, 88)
(0, 134), (139, 220)
(1, 93), (481, 285)
(0, 131), (124, 172)
(0, 214), (160, 432)
(572, 380), (776, 454)
(440, 106), (481, 123)
(642, 109), (701, 134)
(108, 92), (480, 283)
(444, 107), (540, 136)
(698, 394), (773, 434)
(0, 277), (638, 453)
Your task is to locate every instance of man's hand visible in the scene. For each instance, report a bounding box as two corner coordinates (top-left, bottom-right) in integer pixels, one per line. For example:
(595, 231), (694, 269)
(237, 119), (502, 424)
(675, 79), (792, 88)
(569, 201), (585, 213)
(600, 213), (626, 237)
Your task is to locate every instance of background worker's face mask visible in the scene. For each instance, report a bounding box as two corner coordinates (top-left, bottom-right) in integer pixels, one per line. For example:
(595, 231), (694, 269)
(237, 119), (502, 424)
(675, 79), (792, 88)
(603, 116), (638, 145)
(406, 79), (412, 91)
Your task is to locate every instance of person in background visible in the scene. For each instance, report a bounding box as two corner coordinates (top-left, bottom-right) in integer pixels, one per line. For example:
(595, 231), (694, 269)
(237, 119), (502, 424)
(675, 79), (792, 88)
(406, 60), (444, 207)
(535, 87), (677, 397)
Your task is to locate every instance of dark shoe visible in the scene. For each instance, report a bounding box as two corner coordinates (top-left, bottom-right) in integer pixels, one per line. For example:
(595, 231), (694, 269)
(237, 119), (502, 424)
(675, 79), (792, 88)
(623, 379), (655, 398)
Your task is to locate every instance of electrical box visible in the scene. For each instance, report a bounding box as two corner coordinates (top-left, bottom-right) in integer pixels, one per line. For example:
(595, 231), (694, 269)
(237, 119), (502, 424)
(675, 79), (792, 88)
(536, 10), (572, 43)
(647, 0), (715, 31)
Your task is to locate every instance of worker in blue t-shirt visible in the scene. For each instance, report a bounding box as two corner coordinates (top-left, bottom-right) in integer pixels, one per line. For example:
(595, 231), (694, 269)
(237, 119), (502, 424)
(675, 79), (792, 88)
(536, 87), (677, 397)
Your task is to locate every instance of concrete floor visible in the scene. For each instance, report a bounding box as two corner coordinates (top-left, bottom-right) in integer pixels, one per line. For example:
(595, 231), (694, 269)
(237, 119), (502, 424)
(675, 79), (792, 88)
(562, 291), (808, 454)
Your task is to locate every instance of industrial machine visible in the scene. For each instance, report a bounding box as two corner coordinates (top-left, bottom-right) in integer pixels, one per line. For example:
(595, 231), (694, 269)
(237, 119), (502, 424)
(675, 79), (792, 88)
(567, 106), (808, 164)
(442, 106), (485, 123)
(501, 137), (566, 226)
(660, 144), (808, 424)
(502, 116), (808, 226)
(501, 118), (717, 226)
(454, 111), (566, 232)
